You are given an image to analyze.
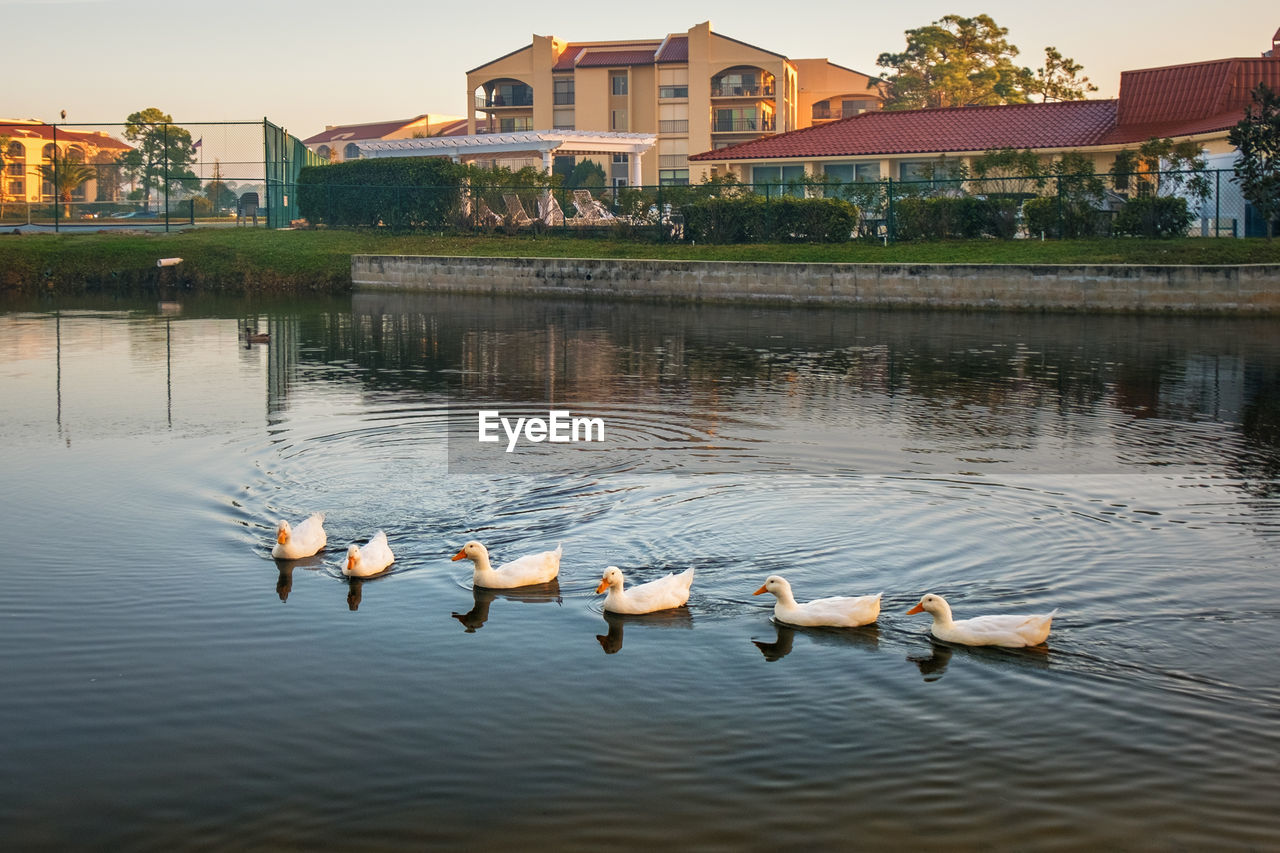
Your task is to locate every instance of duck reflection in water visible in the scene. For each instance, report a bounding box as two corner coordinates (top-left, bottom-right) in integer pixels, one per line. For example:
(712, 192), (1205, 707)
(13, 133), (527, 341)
(751, 621), (880, 662)
(347, 578), (363, 611)
(270, 552), (327, 603)
(452, 579), (562, 633)
(595, 607), (694, 655)
(908, 639), (1052, 682)
(908, 643), (954, 682)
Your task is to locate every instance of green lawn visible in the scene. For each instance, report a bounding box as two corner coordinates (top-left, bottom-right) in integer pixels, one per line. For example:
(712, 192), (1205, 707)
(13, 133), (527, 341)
(2, 228), (1279, 294)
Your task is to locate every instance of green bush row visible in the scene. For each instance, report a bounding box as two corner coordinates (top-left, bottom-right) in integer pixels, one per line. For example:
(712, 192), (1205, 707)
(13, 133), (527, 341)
(296, 158), (466, 229)
(681, 196), (858, 243)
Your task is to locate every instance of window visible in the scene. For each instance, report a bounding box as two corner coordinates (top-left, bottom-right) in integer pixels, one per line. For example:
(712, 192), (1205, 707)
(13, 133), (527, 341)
(344, 143), (360, 160)
(824, 162), (880, 183)
(499, 117), (533, 132)
(316, 145), (331, 160)
(660, 102), (688, 134)
(553, 108), (575, 130)
(8, 180), (22, 196)
(752, 164), (805, 196)
(610, 72), (628, 96)
(610, 110), (628, 131)
(659, 169), (689, 186)
(899, 160), (937, 182)
(553, 78), (575, 105)
(659, 85), (688, 99)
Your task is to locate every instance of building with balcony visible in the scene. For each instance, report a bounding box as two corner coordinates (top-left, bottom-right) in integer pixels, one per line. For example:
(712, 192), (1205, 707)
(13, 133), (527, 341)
(301, 114), (467, 162)
(0, 119), (131, 205)
(465, 21), (883, 186)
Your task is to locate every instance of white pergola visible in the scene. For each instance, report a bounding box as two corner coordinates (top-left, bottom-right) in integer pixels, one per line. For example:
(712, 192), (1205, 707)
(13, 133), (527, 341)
(358, 130), (657, 186)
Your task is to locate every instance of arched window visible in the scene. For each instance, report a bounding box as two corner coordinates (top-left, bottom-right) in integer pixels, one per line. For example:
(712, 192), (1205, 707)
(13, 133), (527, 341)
(344, 143), (360, 160)
(316, 145), (331, 161)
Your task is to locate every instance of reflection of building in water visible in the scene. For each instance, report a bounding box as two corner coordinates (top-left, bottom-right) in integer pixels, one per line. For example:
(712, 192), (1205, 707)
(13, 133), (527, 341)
(258, 315), (301, 417)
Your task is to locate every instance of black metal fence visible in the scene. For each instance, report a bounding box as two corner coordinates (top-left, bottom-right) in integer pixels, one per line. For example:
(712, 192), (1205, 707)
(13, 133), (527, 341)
(0, 119), (321, 231)
(291, 167), (1261, 242)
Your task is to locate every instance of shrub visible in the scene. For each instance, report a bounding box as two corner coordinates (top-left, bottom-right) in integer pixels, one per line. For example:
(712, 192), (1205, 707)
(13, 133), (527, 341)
(893, 196), (1012, 240)
(296, 157), (467, 229)
(1112, 196), (1192, 238)
(681, 196), (856, 243)
(1022, 196), (1108, 239)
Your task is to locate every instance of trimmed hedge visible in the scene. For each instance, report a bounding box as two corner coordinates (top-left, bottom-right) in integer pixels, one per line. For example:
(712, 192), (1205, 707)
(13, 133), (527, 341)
(682, 196), (858, 243)
(1112, 196), (1193, 238)
(297, 158), (467, 229)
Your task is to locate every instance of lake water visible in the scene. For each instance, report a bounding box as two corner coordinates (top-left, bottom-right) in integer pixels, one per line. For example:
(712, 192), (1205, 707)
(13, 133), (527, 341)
(2, 292), (1278, 851)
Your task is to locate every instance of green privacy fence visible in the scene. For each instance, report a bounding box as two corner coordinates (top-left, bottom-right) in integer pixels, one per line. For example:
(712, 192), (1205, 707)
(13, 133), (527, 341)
(0, 119), (323, 231)
(289, 166), (1260, 242)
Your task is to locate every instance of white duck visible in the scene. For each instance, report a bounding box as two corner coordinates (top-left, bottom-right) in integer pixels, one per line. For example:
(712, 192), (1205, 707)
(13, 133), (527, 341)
(271, 512), (327, 560)
(595, 566), (694, 615)
(752, 575), (881, 628)
(343, 531), (395, 578)
(451, 540), (562, 589)
(906, 593), (1057, 648)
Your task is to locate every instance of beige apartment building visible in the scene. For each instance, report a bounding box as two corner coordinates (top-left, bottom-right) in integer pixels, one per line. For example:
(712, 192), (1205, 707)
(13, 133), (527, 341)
(465, 21), (883, 186)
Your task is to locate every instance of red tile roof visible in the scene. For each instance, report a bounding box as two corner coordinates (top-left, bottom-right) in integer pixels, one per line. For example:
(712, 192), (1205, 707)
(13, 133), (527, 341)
(656, 36), (688, 63)
(552, 42), (662, 70)
(691, 100), (1119, 161)
(693, 54), (1280, 162)
(575, 48), (663, 68)
(0, 122), (130, 151)
(303, 115), (433, 145)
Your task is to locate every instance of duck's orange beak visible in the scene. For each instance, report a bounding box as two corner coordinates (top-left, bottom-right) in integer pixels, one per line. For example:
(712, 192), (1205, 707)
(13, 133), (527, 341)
(906, 602), (924, 615)
(595, 578), (609, 594)
(752, 584), (768, 596)
(451, 549), (466, 561)
(276, 529), (288, 545)
(346, 554), (356, 571)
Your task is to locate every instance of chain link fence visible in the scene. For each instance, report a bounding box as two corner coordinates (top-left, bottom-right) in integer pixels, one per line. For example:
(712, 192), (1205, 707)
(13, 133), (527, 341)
(0, 119), (321, 231)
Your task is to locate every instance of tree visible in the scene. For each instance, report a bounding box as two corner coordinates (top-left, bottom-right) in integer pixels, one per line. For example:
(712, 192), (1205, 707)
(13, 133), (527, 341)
(39, 149), (97, 218)
(1026, 47), (1098, 103)
(1111, 138), (1210, 204)
(1228, 83), (1280, 239)
(562, 158), (606, 190)
(204, 160), (237, 212)
(0, 135), (12, 219)
(120, 108), (200, 208)
(876, 14), (1031, 110)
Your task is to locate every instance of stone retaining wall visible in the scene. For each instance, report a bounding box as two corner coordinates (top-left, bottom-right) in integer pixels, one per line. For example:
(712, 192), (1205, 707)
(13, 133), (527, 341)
(352, 255), (1280, 314)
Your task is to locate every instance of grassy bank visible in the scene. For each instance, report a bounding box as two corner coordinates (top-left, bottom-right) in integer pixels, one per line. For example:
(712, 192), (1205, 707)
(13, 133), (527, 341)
(3, 227), (1280, 295)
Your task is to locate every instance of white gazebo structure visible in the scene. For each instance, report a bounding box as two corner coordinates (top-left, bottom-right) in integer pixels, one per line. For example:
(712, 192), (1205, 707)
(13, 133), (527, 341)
(358, 130), (656, 185)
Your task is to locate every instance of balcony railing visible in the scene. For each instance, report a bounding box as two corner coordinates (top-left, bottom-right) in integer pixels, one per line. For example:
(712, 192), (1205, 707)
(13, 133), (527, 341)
(659, 154), (687, 169)
(658, 119), (689, 134)
(710, 85), (775, 98)
(475, 94), (534, 109)
(711, 118), (775, 133)
(658, 86), (689, 99)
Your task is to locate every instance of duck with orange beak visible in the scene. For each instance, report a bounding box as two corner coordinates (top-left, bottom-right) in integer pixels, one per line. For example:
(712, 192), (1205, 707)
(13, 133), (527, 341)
(906, 593), (1056, 647)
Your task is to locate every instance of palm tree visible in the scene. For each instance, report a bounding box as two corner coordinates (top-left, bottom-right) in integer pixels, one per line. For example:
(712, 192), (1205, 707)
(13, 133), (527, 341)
(39, 151), (98, 218)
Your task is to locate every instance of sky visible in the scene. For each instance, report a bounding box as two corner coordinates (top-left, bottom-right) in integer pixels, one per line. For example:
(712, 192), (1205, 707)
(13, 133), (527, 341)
(4, 0), (1277, 140)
